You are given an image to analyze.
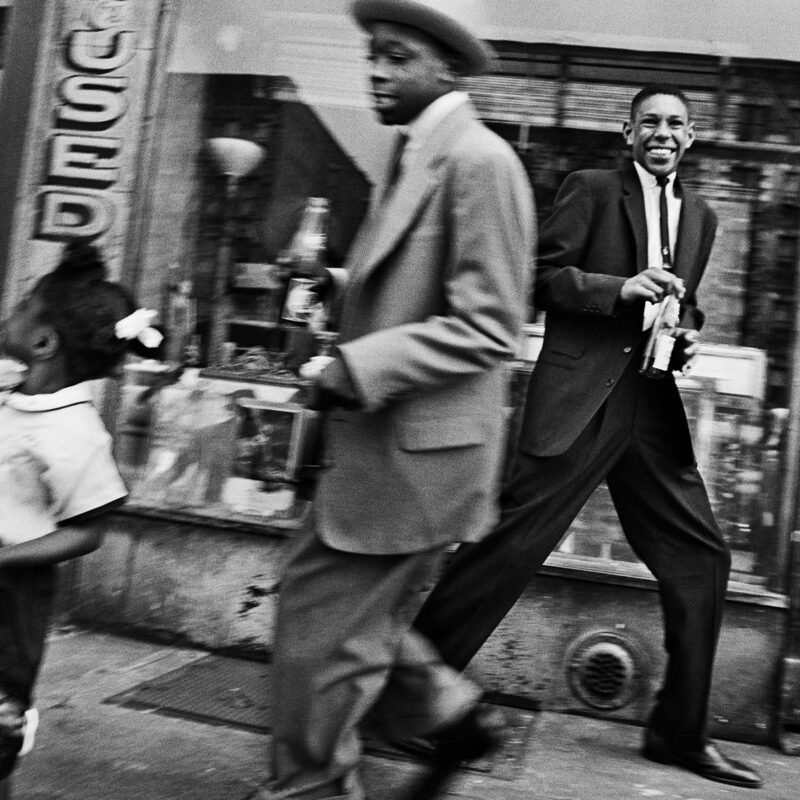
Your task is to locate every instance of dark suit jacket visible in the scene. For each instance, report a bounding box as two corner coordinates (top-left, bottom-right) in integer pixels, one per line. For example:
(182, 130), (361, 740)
(519, 162), (717, 457)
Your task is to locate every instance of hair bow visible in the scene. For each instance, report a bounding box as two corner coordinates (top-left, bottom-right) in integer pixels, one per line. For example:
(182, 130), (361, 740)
(115, 308), (164, 349)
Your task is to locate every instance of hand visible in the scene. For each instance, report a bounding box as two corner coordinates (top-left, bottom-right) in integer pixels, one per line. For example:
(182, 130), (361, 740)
(299, 355), (335, 380)
(620, 267), (685, 305)
(670, 328), (700, 373)
(305, 358), (361, 412)
(296, 266), (333, 297)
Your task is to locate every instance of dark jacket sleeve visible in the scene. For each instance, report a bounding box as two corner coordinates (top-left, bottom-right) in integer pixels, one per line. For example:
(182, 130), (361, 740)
(534, 172), (627, 317)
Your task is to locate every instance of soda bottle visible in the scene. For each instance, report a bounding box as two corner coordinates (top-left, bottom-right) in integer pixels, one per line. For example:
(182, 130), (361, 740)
(640, 291), (681, 379)
(280, 197), (329, 327)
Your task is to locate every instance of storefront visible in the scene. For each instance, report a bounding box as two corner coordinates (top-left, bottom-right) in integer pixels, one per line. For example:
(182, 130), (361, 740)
(1, 0), (799, 754)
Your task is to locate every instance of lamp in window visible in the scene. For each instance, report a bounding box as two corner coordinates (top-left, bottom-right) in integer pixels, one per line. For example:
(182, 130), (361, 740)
(205, 136), (265, 365)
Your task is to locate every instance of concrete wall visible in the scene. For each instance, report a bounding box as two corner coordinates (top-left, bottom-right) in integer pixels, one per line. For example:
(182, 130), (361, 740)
(62, 512), (288, 657)
(61, 510), (787, 746)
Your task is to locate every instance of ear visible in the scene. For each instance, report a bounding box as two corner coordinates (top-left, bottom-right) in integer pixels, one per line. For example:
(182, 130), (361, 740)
(30, 324), (60, 361)
(685, 120), (696, 150)
(436, 54), (461, 85)
(622, 120), (634, 146)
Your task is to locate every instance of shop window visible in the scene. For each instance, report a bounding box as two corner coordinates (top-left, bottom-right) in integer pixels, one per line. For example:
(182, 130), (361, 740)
(738, 103), (773, 143)
(477, 43), (800, 593)
(119, 42), (800, 594)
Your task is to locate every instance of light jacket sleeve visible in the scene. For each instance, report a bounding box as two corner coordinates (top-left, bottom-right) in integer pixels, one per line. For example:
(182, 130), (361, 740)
(338, 144), (535, 413)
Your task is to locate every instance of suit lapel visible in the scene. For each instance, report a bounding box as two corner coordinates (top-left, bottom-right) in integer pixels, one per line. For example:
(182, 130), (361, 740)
(349, 102), (475, 287)
(621, 164), (648, 272)
(672, 180), (702, 281)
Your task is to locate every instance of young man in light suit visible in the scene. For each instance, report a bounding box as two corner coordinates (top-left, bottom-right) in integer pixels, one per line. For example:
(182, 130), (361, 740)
(249, 2), (535, 799)
(413, 84), (762, 790)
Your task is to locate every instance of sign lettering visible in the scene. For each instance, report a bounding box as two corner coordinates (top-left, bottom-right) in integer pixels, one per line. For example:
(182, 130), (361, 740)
(36, 2), (136, 241)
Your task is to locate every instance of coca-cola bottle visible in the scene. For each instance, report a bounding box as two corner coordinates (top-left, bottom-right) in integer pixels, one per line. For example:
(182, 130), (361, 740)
(280, 197), (330, 327)
(639, 291), (681, 379)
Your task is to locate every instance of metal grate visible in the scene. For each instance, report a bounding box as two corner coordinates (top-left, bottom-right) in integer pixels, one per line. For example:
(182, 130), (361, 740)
(566, 630), (646, 711)
(105, 654), (538, 780)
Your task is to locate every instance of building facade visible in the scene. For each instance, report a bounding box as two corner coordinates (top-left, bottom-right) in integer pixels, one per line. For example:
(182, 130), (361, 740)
(1, 0), (799, 753)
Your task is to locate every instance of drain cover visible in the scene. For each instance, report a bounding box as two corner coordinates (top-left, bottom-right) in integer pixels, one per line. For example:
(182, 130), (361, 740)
(566, 630), (645, 710)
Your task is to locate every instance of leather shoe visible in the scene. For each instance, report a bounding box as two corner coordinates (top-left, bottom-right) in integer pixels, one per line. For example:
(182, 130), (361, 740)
(401, 704), (506, 800)
(642, 728), (762, 789)
(244, 771), (366, 799)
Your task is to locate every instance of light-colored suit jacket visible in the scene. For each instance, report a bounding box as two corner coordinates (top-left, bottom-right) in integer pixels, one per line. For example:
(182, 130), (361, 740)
(314, 100), (535, 555)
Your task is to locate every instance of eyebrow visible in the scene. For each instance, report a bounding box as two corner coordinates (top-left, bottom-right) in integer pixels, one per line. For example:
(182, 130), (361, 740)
(373, 40), (412, 51)
(640, 113), (687, 121)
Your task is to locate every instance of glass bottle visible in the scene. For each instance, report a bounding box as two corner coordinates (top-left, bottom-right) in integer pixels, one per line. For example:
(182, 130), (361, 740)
(280, 197), (330, 327)
(640, 291), (681, 379)
(165, 278), (197, 365)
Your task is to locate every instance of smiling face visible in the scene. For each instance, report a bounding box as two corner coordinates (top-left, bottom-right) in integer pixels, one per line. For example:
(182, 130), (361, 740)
(364, 22), (456, 126)
(623, 93), (695, 178)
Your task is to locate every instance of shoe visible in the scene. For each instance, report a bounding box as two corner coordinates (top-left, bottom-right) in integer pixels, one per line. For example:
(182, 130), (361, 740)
(244, 772), (365, 799)
(642, 728), (763, 789)
(400, 704), (506, 800)
(0, 694), (25, 780)
(384, 734), (437, 760)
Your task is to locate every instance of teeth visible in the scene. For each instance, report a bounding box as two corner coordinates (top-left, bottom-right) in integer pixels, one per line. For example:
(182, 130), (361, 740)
(650, 149), (672, 156)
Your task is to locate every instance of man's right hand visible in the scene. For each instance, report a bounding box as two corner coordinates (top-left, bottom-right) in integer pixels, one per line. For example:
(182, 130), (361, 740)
(620, 267), (685, 304)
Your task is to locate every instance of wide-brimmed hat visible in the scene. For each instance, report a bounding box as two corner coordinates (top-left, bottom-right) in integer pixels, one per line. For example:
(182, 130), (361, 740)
(351, 0), (495, 76)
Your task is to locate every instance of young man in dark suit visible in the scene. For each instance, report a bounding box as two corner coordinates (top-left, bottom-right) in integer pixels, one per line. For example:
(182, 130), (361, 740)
(414, 83), (762, 790)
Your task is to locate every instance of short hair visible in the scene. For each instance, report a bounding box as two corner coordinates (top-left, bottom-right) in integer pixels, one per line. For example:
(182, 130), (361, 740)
(630, 83), (691, 120)
(32, 241), (156, 383)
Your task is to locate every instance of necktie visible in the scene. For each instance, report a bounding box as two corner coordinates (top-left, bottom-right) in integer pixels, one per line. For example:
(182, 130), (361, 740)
(384, 132), (407, 199)
(643, 175), (673, 330)
(656, 175), (671, 267)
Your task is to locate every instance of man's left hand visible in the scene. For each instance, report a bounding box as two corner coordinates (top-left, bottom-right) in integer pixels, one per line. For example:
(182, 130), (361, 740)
(671, 328), (700, 374)
(299, 356), (335, 381)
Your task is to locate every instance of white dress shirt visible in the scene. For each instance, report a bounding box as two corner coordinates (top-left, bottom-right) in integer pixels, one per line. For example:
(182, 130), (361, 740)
(634, 162), (681, 329)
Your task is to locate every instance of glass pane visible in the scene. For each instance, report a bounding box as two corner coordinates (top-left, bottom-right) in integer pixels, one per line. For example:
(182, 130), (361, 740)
(486, 46), (800, 593)
(114, 364), (317, 524)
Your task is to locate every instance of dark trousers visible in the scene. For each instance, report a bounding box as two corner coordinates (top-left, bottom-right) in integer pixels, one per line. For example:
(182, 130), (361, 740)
(414, 361), (731, 746)
(0, 566), (55, 781)
(0, 566), (55, 706)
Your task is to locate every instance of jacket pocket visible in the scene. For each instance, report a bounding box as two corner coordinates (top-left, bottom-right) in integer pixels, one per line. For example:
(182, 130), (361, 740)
(548, 338), (585, 360)
(395, 417), (486, 452)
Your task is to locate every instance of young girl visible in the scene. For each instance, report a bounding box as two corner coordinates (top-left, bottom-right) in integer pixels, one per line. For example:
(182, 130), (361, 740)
(0, 241), (162, 797)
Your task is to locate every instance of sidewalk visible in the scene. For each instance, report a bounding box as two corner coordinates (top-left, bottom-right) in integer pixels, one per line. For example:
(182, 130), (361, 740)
(12, 628), (800, 800)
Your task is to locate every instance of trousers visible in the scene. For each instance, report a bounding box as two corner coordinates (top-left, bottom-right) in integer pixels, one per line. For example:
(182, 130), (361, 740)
(268, 527), (480, 797)
(415, 359), (731, 746)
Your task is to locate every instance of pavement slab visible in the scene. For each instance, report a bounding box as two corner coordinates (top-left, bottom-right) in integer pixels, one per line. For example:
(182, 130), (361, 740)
(10, 629), (800, 800)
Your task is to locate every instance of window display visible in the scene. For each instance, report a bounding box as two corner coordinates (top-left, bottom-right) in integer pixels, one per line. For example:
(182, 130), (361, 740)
(115, 364), (319, 525)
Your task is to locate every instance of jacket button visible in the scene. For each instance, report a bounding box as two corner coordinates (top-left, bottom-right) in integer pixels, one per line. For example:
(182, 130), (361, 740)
(606, 378), (615, 387)
(623, 346), (632, 353)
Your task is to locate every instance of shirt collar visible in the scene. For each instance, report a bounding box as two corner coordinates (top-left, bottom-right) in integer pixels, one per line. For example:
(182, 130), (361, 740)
(633, 161), (677, 194)
(4, 382), (94, 412)
(402, 91), (469, 152)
